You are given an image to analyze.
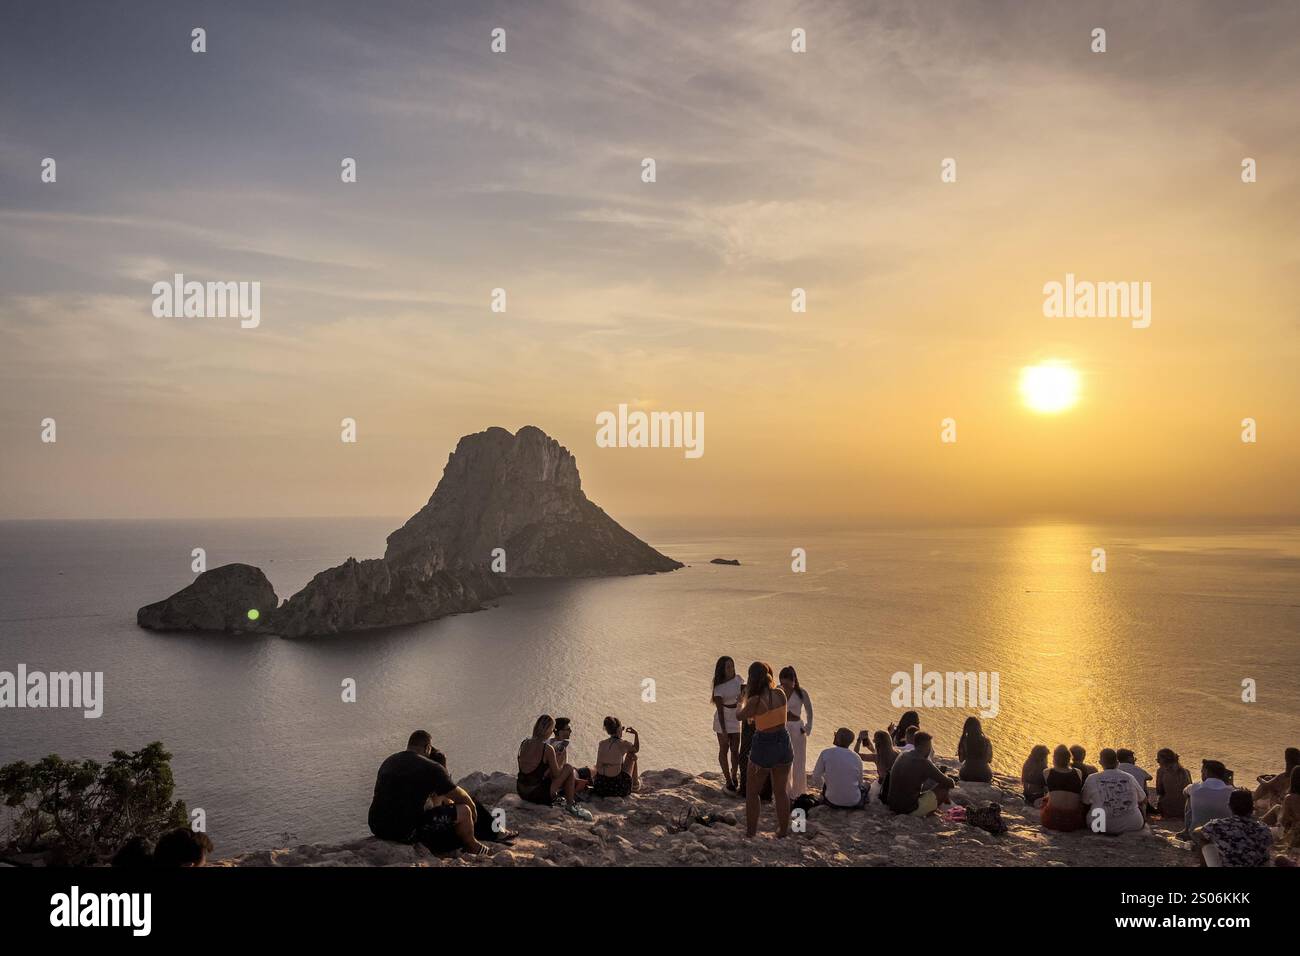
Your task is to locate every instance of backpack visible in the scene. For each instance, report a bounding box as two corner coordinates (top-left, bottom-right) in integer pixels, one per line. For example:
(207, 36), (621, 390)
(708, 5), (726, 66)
(965, 801), (1007, 834)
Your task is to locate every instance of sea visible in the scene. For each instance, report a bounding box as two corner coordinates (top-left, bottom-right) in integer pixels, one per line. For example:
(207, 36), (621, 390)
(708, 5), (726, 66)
(1, 518), (1297, 854)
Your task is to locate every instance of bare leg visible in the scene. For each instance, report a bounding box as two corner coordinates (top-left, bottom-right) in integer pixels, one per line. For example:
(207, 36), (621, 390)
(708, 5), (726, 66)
(549, 764), (578, 803)
(623, 752), (639, 789)
(746, 764), (768, 837)
(454, 805), (485, 854)
(717, 733), (733, 786)
(728, 733), (741, 785)
(771, 764), (792, 837)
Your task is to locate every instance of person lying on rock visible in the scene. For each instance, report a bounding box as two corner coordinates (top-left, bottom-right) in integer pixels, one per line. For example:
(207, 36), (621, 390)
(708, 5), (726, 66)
(368, 729), (489, 856)
(885, 731), (953, 817)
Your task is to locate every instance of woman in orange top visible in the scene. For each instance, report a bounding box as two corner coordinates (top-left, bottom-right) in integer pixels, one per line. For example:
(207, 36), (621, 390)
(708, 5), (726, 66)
(736, 660), (793, 838)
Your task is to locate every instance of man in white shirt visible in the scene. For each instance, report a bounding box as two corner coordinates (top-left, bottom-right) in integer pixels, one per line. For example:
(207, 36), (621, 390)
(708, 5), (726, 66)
(1183, 760), (1234, 844)
(1116, 748), (1152, 813)
(810, 728), (868, 809)
(1081, 748), (1147, 834)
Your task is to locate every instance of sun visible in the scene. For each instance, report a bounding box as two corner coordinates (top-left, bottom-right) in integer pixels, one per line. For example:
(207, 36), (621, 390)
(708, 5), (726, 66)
(1019, 361), (1080, 414)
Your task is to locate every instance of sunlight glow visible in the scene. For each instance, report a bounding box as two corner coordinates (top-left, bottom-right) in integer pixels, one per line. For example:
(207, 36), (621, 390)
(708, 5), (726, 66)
(1020, 362), (1081, 414)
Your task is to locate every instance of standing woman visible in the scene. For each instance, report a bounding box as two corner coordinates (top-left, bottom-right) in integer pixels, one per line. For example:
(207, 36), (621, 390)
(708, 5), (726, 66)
(711, 656), (743, 791)
(957, 716), (994, 783)
(736, 661), (793, 837)
(779, 666), (813, 799)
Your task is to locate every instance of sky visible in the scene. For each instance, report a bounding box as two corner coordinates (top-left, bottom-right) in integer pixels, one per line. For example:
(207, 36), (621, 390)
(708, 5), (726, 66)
(1, 0), (1297, 524)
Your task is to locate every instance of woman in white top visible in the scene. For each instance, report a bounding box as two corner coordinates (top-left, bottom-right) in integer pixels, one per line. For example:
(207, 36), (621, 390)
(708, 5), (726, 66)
(779, 665), (814, 799)
(711, 656), (743, 791)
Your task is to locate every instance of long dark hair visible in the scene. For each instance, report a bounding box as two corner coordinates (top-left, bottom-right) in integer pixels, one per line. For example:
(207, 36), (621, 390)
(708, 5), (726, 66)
(1051, 744), (1071, 769)
(711, 656), (734, 698)
(1290, 766), (1300, 796)
(1023, 745), (1049, 781)
(778, 665), (805, 702)
(893, 710), (920, 745)
(742, 661), (773, 704)
(959, 716), (988, 758)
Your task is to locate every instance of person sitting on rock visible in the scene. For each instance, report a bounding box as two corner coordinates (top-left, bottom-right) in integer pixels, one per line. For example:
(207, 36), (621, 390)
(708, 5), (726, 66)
(1116, 748), (1152, 815)
(370, 730), (488, 855)
(1254, 747), (1300, 812)
(1153, 748), (1192, 820)
(1080, 748), (1147, 835)
(1069, 745), (1098, 781)
(1182, 759), (1235, 844)
(900, 725), (919, 752)
(517, 715), (589, 819)
(1021, 745), (1049, 806)
(1040, 745), (1086, 831)
(1265, 767), (1300, 846)
(811, 728), (869, 809)
(885, 731), (952, 817)
(889, 710), (920, 748)
(549, 717), (591, 795)
(591, 716), (639, 798)
(152, 828), (214, 866)
(957, 716), (994, 783)
(1200, 788), (1274, 867)
(861, 729), (897, 778)
(425, 743), (518, 845)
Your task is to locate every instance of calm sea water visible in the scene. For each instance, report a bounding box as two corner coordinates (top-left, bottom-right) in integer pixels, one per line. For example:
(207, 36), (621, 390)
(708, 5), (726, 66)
(1, 518), (1297, 854)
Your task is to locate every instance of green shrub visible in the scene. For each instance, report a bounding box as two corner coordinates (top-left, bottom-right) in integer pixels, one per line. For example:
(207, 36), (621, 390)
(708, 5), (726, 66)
(0, 741), (188, 864)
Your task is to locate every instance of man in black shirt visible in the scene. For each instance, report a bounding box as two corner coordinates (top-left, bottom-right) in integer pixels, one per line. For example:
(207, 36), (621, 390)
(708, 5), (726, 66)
(368, 730), (487, 855)
(886, 732), (954, 816)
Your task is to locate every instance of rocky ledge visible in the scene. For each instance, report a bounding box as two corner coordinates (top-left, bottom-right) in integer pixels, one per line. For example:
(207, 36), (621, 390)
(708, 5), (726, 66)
(215, 761), (1199, 868)
(138, 426), (681, 637)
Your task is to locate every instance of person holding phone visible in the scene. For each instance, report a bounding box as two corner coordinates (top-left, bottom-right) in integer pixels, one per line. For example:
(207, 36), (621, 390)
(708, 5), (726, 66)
(592, 716), (639, 797)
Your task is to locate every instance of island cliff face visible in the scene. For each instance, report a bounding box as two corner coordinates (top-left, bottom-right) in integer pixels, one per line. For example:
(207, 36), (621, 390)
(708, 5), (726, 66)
(137, 425), (680, 637)
(136, 564), (278, 633)
(386, 426), (682, 578)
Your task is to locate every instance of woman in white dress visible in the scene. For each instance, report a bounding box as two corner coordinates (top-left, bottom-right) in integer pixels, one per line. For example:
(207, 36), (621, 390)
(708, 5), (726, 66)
(711, 656), (743, 791)
(779, 665), (813, 798)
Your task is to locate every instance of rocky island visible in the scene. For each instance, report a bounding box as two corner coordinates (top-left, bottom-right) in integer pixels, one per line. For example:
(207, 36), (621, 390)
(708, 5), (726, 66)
(137, 426), (681, 637)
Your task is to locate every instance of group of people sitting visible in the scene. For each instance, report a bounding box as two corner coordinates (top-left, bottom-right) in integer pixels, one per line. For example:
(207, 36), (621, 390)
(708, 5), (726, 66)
(516, 714), (640, 812)
(364, 674), (1299, 866)
(366, 718), (643, 857)
(1022, 742), (1299, 866)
